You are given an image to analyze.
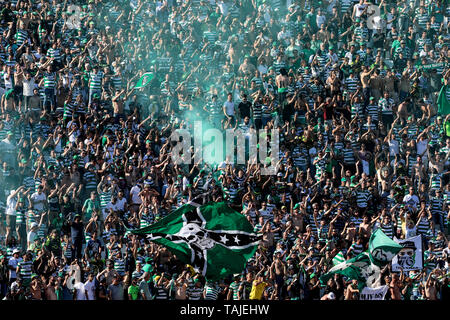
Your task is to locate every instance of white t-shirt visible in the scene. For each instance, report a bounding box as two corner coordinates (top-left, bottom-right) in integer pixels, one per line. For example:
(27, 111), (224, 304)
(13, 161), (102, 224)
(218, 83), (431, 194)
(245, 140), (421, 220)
(223, 101), (235, 116)
(30, 192), (46, 211)
(6, 194), (18, 216)
(103, 202), (120, 220)
(388, 139), (399, 156)
(22, 78), (36, 96)
(405, 225), (417, 238)
(84, 280), (96, 300)
(403, 194), (419, 209)
(116, 198), (127, 211)
(8, 257), (22, 279)
(416, 139), (428, 157)
(74, 282), (87, 300)
(27, 230), (38, 248)
(130, 185), (142, 205)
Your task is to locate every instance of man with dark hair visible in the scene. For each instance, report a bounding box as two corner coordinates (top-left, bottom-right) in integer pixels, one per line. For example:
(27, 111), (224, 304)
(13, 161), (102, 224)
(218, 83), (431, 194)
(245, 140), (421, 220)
(237, 94), (251, 120)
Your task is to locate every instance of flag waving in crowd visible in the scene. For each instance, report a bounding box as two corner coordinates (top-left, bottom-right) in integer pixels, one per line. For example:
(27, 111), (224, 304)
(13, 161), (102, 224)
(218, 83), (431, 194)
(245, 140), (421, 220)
(368, 229), (403, 266)
(321, 230), (402, 290)
(131, 202), (260, 280)
(133, 72), (155, 89)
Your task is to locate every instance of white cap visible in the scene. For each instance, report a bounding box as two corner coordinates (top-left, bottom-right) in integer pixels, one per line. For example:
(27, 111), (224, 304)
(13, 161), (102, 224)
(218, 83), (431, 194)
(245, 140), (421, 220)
(328, 292), (336, 300)
(13, 249), (20, 254)
(30, 222), (39, 229)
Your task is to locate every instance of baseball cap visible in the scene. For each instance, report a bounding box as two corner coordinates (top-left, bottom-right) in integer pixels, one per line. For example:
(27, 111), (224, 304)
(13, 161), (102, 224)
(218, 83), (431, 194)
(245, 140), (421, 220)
(13, 249), (21, 254)
(328, 292), (336, 300)
(30, 222), (39, 229)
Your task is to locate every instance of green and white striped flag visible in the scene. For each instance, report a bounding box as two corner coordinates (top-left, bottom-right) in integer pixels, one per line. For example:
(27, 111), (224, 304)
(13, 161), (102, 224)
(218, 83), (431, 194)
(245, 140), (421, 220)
(134, 72), (154, 89)
(131, 201), (260, 281)
(332, 251), (345, 266)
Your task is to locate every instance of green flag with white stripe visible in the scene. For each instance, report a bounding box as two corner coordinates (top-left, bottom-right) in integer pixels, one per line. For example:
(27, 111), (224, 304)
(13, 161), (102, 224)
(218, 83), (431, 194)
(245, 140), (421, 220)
(134, 72), (154, 89)
(332, 251), (345, 266)
(131, 201), (260, 281)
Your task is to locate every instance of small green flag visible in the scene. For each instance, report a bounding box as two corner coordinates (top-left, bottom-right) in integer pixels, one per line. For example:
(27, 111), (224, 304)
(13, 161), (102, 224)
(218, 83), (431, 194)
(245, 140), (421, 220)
(332, 251), (345, 266)
(131, 202), (260, 281)
(437, 84), (450, 116)
(134, 72), (154, 89)
(368, 229), (403, 266)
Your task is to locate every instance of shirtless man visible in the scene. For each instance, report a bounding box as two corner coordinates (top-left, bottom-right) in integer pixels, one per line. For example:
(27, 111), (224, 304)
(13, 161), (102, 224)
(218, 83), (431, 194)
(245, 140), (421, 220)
(358, 215), (375, 241)
(424, 270), (438, 300)
(397, 98), (409, 121)
(369, 69), (383, 101)
(238, 57), (256, 77)
(1, 88), (16, 113)
(174, 271), (189, 300)
(30, 275), (45, 300)
(326, 70), (341, 95)
(112, 88), (134, 121)
(276, 68), (289, 104)
(389, 273), (402, 300)
(291, 206), (304, 232)
(344, 279), (359, 300)
(428, 149), (450, 174)
(383, 70), (398, 102)
(29, 88), (42, 117)
(360, 65), (375, 106)
(270, 254), (287, 293)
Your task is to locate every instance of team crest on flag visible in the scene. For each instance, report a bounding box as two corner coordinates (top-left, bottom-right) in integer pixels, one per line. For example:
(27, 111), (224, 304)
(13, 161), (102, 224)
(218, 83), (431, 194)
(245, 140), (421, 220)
(131, 202), (261, 280)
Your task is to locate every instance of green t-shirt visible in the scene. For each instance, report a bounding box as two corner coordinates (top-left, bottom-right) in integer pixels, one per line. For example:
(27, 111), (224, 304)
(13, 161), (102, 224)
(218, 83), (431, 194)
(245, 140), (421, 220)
(302, 48), (315, 62)
(445, 120), (450, 137)
(128, 284), (140, 300)
(83, 198), (100, 219)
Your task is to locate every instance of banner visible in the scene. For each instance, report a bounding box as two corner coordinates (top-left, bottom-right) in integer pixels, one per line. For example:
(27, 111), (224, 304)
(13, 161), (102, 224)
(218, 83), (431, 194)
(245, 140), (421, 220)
(391, 235), (423, 272)
(420, 62), (446, 70)
(360, 285), (388, 300)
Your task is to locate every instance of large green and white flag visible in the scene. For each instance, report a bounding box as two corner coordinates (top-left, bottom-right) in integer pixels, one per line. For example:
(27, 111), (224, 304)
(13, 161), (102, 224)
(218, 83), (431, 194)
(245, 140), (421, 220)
(321, 230), (402, 290)
(368, 229), (403, 266)
(131, 201), (260, 280)
(320, 252), (381, 290)
(134, 72), (155, 89)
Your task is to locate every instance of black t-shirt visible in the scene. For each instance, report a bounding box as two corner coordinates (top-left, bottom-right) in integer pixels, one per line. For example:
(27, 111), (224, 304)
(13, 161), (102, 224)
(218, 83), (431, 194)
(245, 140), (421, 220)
(440, 282), (450, 301)
(238, 101), (252, 118)
(71, 221), (84, 240)
(283, 101), (295, 121)
(1, 8), (14, 22)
